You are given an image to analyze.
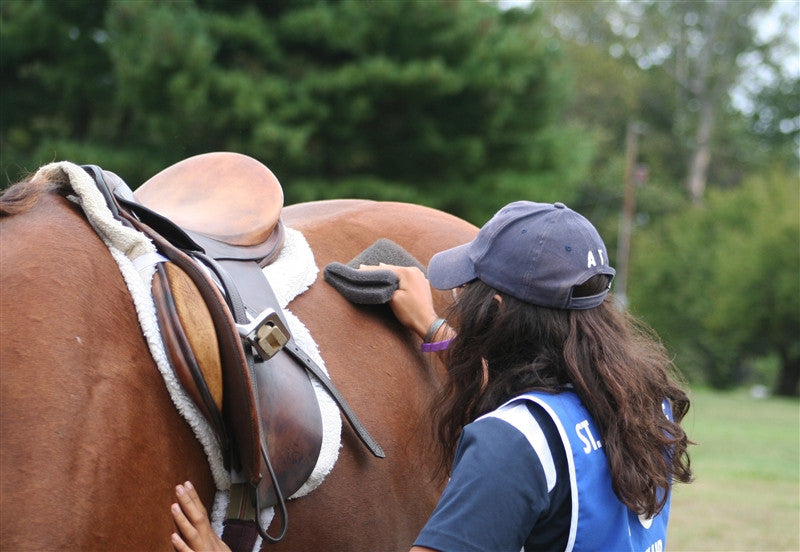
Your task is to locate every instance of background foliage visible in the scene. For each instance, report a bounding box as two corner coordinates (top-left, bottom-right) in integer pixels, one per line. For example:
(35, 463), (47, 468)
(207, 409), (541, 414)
(1, 0), (798, 396)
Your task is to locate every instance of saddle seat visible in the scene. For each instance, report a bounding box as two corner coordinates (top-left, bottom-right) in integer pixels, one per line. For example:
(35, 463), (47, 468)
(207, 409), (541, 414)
(135, 151), (284, 258)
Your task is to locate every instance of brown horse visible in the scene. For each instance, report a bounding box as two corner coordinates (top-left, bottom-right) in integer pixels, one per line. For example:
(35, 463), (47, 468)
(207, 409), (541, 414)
(0, 168), (477, 550)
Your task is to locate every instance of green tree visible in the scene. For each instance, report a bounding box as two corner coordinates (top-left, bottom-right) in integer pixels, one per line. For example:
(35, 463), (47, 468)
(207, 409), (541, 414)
(540, 0), (789, 204)
(1, 0), (114, 176)
(2, 0), (589, 225)
(624, 0), (776, 203)
(630, 169), (800, 396)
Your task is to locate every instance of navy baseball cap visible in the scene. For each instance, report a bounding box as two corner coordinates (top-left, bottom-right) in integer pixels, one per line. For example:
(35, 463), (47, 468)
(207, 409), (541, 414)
(428, 201), (616, 309)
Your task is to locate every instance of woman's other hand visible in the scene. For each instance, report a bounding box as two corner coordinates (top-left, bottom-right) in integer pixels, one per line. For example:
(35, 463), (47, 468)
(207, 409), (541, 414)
(170, 481), (230, 552)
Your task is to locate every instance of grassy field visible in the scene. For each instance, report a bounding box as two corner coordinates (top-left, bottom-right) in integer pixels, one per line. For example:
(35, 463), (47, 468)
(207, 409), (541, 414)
(667, 387), (799, 551)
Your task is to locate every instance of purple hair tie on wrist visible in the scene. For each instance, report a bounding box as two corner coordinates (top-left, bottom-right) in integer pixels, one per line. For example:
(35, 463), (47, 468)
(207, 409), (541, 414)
(421, 339), (452, 353)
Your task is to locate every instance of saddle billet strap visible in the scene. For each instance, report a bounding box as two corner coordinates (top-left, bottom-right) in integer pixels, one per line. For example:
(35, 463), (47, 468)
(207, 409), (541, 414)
(284, 338), (386, 459)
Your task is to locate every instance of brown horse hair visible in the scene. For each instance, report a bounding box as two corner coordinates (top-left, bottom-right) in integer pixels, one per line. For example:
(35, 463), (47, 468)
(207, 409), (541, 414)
(0, 168), (71, 217)
(430, 276), (693, 518)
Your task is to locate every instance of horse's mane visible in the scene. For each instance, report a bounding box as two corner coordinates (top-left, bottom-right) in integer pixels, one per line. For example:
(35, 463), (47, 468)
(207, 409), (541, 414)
(0, 169), (71, 217)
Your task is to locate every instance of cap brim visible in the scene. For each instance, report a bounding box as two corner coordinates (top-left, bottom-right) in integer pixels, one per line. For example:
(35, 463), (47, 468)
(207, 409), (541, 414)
(427, 243), (478, 290)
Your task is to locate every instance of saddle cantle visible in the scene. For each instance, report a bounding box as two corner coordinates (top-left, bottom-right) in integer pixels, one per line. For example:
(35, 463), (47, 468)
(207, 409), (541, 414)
(82, 153), (383, 545)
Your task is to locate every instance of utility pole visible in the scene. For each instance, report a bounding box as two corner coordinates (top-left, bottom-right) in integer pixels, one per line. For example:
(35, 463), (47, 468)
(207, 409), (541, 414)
(615, 121), (644, 308)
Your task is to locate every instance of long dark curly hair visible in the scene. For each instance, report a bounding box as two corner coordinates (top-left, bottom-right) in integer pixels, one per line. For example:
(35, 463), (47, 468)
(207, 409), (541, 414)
(430, 275), (693, 518)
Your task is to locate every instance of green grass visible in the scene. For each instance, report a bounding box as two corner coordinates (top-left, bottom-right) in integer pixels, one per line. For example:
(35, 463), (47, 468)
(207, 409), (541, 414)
(667, 387), (799, 551)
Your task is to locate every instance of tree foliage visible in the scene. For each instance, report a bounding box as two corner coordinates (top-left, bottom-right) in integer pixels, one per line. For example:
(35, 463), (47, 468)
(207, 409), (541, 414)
(540, 0), (795, 204)
(630, 169), (799, 394)
(538, 0), (799, 394)
(1, 0), (590, 223)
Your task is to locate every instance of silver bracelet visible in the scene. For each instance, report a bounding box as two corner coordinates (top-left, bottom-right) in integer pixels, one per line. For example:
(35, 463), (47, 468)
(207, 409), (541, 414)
(424, 318), (447, 343)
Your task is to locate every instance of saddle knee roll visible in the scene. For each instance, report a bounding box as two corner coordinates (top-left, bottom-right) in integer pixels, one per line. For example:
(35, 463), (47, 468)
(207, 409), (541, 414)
(152, 262), (225, 431)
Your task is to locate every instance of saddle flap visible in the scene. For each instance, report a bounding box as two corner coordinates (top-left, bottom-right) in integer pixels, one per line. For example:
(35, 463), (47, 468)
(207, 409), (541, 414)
(144, 225), (324, 507)
(249, 351), (324, 506)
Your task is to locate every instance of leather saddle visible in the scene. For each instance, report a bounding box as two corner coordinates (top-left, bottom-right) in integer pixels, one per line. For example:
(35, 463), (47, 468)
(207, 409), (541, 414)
(82, 152), (383, 543)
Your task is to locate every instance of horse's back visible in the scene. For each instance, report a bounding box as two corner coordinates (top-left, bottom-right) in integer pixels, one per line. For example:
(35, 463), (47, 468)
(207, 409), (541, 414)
(283, 199), (475, 257)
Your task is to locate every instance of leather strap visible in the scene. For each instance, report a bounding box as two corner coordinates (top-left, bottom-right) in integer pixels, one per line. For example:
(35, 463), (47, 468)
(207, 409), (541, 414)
(283, 339), (385, 458)
(221, 519), (258, 552)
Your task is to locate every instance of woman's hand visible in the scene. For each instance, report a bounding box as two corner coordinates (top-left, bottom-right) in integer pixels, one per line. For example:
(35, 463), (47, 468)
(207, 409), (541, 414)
(360, 264), (439, 339)
(170, 481), (230, 552)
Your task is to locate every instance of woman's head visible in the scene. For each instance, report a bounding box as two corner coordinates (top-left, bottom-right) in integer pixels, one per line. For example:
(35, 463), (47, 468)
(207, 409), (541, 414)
(425, 201), (621, 449)
(427, 201), (616, 310)
(438, 273), (620, 427)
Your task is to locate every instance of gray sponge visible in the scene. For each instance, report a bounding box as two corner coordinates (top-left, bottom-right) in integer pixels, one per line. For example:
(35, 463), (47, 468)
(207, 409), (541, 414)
(323, 238), (425, 305)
